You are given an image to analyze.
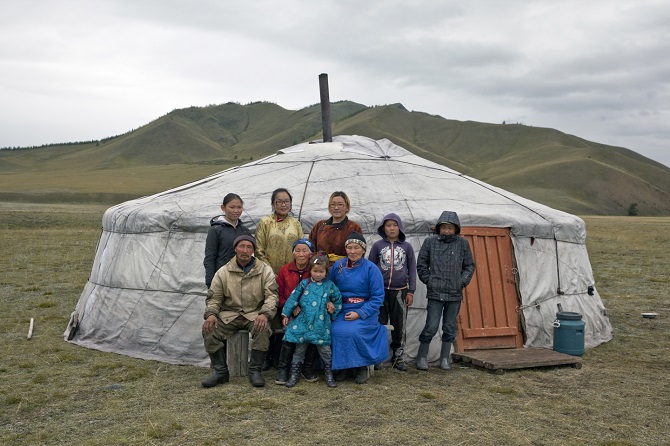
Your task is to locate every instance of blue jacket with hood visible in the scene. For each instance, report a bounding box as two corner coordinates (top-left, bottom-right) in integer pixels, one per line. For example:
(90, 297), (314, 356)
(417, 211), (475, 301)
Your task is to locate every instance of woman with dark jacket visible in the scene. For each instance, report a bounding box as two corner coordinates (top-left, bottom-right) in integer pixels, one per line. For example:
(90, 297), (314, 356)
(203, 193), (251, 288)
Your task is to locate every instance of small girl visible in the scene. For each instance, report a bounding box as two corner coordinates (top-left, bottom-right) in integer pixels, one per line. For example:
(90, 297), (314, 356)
(282, 254), (342, 388)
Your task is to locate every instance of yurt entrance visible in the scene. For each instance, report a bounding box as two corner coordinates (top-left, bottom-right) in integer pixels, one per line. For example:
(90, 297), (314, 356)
(455, 227), (524, 352)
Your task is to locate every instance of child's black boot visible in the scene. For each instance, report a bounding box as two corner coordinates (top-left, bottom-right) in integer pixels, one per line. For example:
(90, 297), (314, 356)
(285, 362), (302, 388)
(301, 345), (318, 382)
(324, 362), (337, 388)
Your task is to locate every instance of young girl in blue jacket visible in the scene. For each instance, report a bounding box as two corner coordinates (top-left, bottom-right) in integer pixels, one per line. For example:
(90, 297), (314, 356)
(282, 253), (342, 388)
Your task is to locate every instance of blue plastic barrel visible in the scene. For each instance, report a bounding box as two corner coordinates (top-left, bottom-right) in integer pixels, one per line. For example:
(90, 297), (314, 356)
(553, 311), (585, 356)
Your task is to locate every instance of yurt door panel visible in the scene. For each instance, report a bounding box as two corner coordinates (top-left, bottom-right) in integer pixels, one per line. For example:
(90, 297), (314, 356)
(456, 228), (523, 352)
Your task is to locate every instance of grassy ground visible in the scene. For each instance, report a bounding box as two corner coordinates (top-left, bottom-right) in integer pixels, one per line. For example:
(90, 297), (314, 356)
(1, 205), (668, 446)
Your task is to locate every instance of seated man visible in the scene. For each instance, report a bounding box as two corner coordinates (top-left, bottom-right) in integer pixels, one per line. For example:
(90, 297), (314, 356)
(201, 235), (278, 388)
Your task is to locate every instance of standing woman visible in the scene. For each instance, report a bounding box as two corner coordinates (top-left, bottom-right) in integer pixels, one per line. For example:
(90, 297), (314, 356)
(255, 188), (305, 273)
(328, 232), (388, 384)
(255, 188), (305, 369)
(203, 193), (251, 289)
(309, 191), (362, 264)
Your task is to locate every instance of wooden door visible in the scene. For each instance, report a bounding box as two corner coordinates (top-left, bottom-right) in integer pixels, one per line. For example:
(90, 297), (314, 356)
(455, 227), (523, 351)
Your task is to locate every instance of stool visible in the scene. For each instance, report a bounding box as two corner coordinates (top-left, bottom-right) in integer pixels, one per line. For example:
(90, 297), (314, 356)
(226, 328), (285, 377)
(227, 330), (250, 377)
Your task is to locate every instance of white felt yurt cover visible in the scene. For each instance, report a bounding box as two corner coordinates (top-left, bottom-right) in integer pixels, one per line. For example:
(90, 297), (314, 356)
(65, 135), (612, 366)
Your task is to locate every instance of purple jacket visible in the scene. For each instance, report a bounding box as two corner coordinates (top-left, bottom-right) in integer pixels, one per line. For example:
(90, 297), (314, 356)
(367, 213), (417, 293)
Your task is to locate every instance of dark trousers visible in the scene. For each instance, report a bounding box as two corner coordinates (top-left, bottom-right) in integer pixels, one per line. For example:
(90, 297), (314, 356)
(418, 299), (461, 343)
(378, 289), (407, 352)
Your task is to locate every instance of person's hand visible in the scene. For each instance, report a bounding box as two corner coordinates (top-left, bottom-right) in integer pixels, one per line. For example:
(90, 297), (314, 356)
(326, 302), (335, 314)
(292, 305), (302, 317)
(202, 315), (218, 334)
(254, 314), (268, 332)
(344, 311), (360, 321)
(282, 315), (289, 327)
(405, 293), (414, 307)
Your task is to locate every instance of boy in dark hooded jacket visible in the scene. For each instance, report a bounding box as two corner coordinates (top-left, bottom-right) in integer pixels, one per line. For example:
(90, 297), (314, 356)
(368, 213), (417, 371)
(415, 211), (475, 371)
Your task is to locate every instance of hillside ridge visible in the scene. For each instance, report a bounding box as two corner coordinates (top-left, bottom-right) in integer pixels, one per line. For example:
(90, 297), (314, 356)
(1, 101), (668, 215)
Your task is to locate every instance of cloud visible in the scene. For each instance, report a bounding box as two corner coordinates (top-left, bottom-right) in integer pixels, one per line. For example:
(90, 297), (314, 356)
(0, 0), (668, 166)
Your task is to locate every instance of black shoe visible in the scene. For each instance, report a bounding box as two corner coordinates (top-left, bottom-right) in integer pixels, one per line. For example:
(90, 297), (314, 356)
(392, 356), (408, 372)
(334, 369), (348, 382)
(354, 366), (368, 384)
(302, 367), (318, 383)
(275, 367), (289, 385)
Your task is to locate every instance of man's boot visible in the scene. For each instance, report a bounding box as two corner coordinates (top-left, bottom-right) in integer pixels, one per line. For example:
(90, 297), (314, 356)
(391, 348), (408, 371)
(248, 349), (266, 387)
(440, 341), (452, 370)
(354, 366), (368, 384)
(301, 345), (318, 382)
(201, 346), (229, 388)
(285, 362), (302, 388)
(416, 342), (430, 371)
(274, 342), (295, 385)
(323, 361), (337, 388)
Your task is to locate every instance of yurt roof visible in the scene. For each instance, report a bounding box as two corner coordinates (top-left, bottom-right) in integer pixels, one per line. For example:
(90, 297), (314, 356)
(105, 135), (585, 243)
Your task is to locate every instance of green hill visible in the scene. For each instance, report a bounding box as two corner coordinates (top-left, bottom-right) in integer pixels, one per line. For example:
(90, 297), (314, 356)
(1, 101), (669, 215)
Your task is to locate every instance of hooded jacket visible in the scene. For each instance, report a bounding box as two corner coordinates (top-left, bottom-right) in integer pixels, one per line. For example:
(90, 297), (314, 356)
(368, 213), (417, 293)
(203, 215), (252, 287)
(417, 211), (475, 301)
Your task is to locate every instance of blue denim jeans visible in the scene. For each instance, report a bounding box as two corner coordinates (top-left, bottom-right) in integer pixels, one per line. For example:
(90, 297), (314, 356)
(418, 299), (462, 343)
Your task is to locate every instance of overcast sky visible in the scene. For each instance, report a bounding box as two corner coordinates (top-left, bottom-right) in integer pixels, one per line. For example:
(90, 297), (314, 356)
(1, 0), (668, 166)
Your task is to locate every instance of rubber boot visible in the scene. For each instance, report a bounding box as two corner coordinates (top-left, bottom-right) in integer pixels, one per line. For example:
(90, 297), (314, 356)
(285, 362), (303, 388)
(301, 345), (318, 382)
(334, 369), (348, 382)
(416, 342), (430, 371)
(248, 349), (266, 387)
(354, 366), (369, 384)
(201, 346), (229, 388)
(274, 342), (295, 385)
(440, 341), (452, 370)
(262, 351), (272, 371)
(262, 333), (282, 371)
(392, 348), (408, 372)
(324, 362), (337, 388)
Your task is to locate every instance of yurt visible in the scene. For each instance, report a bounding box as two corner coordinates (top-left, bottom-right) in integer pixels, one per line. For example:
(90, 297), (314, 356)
(65, 135), (612, 366)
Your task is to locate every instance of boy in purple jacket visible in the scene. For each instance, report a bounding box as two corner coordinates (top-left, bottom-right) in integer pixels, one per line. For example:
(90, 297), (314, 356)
(368, 213), (417, 371)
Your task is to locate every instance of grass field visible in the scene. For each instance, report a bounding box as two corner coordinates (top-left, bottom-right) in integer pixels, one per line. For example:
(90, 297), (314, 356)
(1, 204), (668, 446)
